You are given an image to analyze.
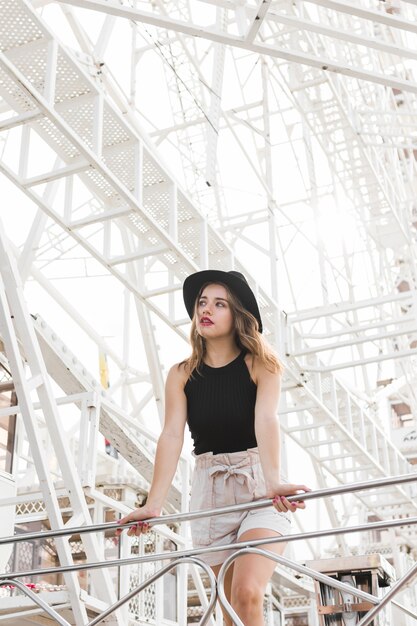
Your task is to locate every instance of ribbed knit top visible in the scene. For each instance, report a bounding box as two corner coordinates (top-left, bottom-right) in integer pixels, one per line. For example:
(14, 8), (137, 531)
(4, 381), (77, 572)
(184, 351), (257, 455)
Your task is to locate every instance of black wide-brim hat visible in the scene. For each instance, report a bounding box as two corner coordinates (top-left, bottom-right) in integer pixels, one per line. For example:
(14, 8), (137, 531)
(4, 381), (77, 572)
(183, 270), (263, 333)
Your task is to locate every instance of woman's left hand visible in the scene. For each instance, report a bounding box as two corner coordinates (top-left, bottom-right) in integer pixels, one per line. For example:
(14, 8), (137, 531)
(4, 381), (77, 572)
(267, 483), (311, 513)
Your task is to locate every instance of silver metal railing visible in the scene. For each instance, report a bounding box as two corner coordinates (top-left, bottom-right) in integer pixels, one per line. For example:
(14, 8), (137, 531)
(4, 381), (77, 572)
(1, 472), (416, 545)
(1, 473), (417, 626)
(0, 558), (218, 626)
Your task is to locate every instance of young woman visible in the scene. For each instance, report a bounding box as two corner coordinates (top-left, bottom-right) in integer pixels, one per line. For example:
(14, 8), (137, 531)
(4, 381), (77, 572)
(117, 270), (309, 626)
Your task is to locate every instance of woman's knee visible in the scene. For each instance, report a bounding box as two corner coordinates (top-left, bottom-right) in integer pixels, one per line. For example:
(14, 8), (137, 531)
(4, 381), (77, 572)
(231, 581), (263, 610)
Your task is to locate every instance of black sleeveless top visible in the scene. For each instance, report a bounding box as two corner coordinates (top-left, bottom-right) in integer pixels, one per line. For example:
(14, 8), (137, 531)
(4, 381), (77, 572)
(184, 351), (257, 455)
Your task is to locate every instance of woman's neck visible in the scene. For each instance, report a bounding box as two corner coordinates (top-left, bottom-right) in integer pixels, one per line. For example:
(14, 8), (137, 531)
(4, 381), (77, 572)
(203, 339), (241, 368)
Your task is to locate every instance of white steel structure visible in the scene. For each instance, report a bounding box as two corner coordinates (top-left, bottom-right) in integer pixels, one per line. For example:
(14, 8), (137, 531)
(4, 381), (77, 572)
(0, 0), (417, 624)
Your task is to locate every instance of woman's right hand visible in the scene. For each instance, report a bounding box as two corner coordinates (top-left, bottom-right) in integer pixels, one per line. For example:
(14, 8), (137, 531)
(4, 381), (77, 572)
(269, 483), (310, 513)
(115, 505), (161, 537)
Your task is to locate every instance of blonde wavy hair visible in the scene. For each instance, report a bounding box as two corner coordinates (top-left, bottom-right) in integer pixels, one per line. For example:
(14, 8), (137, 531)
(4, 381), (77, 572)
(181, 282), (283, 377)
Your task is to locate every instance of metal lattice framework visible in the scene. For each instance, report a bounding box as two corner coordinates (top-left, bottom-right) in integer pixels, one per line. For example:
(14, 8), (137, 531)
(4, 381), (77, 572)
(0, 0), (417, 624)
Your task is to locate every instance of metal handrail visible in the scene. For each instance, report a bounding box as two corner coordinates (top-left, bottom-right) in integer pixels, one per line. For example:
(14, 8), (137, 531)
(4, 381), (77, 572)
(1, 472), (416, 546)
(2, 520), (417, 626)
(2, 515), (417, 581)
(1, 557), (217, 626)
(217, 547), (417, 626)
(1, 472), (417, 625)
(3, 542), (416, 626)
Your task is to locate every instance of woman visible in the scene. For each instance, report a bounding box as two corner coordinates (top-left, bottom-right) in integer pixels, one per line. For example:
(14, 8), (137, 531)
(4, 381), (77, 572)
(117, 270), (309, 626)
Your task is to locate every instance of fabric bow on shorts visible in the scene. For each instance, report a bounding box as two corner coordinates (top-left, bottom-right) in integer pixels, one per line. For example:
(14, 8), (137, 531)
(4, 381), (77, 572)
(189, 447), (292, 566)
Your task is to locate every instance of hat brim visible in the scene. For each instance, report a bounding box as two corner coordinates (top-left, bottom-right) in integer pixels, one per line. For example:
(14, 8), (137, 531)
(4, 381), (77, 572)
(183, 270), (263, 333)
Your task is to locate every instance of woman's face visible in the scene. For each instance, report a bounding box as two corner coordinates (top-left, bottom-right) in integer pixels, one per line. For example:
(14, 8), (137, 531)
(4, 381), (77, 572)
(195, 283), (234, 339)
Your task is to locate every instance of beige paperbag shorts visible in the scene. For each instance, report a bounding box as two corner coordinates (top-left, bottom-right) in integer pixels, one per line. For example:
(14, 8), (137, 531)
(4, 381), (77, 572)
(189, 447), (292, 566)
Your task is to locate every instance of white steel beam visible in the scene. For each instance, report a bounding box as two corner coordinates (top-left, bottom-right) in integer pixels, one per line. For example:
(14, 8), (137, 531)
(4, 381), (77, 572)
(109, 246), (171, 265)
(246, 0), (272, 42)
(18, 206), (53, 283)
(302, 315), (417, 339)
(121, 228), (165, 425)
(304, 0), (417, 34)
(302, 348), (417, 372)
(93, 13), (117, 59)
(0, 110), (44, 130)
(23, 161), (91, 186)
(59, 0), (93, 53)
(287, 290), (414, 322)
(205, 8), (226, 191)
(268, 9), (417, 62)
(56, 0), (417, 94)
(290, 327), (417, 356)
(69, 206), (133, 227)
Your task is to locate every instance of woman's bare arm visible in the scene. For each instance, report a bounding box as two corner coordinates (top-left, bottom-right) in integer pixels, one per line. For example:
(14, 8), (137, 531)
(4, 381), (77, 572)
(116, 363), (188, 535)
(253, 360), (309, 512)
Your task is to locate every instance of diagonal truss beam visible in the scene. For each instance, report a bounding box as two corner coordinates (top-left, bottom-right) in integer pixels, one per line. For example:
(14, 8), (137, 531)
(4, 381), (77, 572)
(0, 52), (200, 275)
(245, 0), (272, 42)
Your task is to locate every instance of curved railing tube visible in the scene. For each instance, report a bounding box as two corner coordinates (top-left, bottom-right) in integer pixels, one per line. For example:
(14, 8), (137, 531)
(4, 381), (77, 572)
(1, 557), (217, 626)
(0, 579), (71, 626)
(88, 557), (217, 626)
(217, 547), (417, 626)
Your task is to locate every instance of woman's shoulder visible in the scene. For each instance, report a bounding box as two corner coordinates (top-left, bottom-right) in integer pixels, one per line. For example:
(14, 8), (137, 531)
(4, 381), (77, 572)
(243, 352), (281, 385)
(167, 360), (190, 387)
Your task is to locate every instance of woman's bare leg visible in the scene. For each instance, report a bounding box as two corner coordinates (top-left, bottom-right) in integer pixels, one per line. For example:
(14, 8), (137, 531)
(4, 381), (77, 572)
(211, 563), (234, 626)
(230, 529), (286, 626)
